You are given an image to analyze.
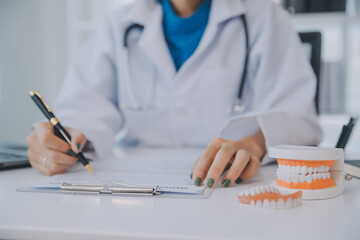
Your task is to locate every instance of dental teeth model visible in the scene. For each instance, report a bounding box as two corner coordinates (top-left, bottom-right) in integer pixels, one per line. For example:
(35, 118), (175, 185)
(238, 186), (302, 209)
(269, 145), (344, 200)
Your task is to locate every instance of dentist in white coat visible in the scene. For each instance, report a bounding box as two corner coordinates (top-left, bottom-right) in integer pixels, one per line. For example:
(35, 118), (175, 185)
(27, 0), (322, 189)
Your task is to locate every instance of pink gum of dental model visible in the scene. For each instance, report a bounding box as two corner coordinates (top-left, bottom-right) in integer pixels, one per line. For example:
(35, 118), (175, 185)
(238, 186), (302, 209)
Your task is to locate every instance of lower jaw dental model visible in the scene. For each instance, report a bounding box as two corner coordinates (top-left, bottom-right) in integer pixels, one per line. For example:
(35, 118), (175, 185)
(238, 186), (302, 209)
(238, 145), (344, 209)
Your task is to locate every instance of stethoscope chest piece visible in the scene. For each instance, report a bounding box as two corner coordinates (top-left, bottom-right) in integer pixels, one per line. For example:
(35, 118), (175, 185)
(232, 99), (246, 115)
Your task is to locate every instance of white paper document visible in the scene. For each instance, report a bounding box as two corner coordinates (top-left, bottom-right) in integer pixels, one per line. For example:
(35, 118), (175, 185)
(18, 150), (211, 197)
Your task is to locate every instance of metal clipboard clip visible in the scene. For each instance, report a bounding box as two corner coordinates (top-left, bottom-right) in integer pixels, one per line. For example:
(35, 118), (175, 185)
(60, 182), (160, 196)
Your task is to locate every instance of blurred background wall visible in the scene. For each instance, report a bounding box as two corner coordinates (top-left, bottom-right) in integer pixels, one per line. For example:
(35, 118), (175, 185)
(0, 0), (359, 144)
(0, 0), (67, 144)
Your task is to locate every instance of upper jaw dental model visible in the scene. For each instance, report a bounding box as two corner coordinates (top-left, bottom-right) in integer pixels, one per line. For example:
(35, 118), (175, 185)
(276, 159), (333, 190)
(269, 145), (344, 200)
(238, 145), (344, 209)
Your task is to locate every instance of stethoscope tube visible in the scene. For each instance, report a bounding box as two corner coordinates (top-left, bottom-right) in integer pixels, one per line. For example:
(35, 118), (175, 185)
(233, 14), (249, 114)
(122, 14), (250, 114)
(123, 23), (144, 48)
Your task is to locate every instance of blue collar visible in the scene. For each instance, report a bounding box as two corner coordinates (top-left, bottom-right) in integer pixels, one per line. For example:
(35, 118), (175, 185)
(162, 0), (211, 35)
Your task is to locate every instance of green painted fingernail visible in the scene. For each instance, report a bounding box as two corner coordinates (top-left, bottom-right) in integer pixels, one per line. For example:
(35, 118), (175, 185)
(235, 177), (243, 184)
(77, 143), (82, 151)
(66, 149), (77, 157)
(194, 177), (201, 186)
(206, 178), (214, 188)
(222, 179), (231, 188)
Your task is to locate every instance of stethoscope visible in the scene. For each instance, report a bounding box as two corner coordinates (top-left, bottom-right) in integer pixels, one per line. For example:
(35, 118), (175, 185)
(121, 14), (249, 115)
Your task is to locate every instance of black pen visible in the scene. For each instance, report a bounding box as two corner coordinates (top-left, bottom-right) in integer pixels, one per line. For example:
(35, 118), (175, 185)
(29, 90), (94, 174)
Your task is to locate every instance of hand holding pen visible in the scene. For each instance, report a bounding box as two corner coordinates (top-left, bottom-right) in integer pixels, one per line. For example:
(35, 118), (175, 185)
(27, 91), (94, 176)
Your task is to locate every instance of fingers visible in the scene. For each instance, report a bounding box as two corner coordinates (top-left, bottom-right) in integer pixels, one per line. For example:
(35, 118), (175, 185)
(192, 138), (222, 186)
(221, 149), (250, 187)
(191, 137), (263, 188)
(67, 127), (87, 153)
(205, 145), (236, 188)
(28, 146), (70, 176)
(28, 146), (50, 175)
(239, 155), (261, 181)
(27, 123), (84, 176)
(34, 122), (70, 152)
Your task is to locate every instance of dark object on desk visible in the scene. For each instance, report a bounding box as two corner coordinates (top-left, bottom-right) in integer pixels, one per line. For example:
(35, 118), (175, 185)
(0, 143), (30, 170)
(335, 117), (359, 178)
(298, 31), (321, 114)
(336, 117), (357, 149)
(283, 0), (346, 13)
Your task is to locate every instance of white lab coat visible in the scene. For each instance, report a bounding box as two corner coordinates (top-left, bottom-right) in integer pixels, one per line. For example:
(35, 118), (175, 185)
(54, 0), (322, 164)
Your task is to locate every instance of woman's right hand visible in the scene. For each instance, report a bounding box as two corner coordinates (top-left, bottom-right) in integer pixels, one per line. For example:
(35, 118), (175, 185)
(27, 122), (87, 176)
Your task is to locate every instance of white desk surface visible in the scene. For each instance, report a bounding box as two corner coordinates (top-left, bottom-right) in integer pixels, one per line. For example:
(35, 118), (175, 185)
(1, 148), (360, 240)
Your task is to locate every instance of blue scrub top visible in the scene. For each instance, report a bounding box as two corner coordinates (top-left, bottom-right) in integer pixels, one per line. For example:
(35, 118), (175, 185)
(162, 0), (211, 71)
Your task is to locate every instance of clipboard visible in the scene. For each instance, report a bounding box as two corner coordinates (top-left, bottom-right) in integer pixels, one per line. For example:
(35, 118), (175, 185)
(60, 182), (159, 196)
(16, 171), (213, 199)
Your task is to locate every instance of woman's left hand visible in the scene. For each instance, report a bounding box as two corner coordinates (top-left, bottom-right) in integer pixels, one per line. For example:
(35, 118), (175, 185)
(191, 130), (266, 188)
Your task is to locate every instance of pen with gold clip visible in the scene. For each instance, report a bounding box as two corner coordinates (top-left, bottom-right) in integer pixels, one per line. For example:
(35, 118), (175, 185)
(29, 90), (94, 174)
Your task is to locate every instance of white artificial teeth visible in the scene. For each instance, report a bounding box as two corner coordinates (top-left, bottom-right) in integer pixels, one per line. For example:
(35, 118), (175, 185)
(250, 188), (255, 196)
(263, 199), (270, 208)
(285, 198), (292, 209)
(290, 166), (295, 173)
(313, 167), (319, 173)
(293, 198), (299, 207)
(308, 167), (313, 174)
(250, 200), (255, 206)
(321, 173), (326, 179)
(291, 174), (299, 183)
(295, 165), (300, 174)
(270, 200), (277, 209)
(299, 175), (305, 183)
(255, 187), (261, 194)
(306, 175), (312, 183)
(292, 198), (298, 207)
(277, 198), (285, 209)
(260, 186), (266, 193)
(244, 191), (249, 196)
(301, 166), (307, 175)
(276, 172), (281, 180)
(285, 174), (291, 183)
(279, 173), (284, 180)
(325, 166), (330, 172)
(326, 172), (330, 179)
(319, 166), (325, 172)
(255, 200), (262, 208)
(312, 173), (318, 180)
(282, 174), (286, 181)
